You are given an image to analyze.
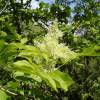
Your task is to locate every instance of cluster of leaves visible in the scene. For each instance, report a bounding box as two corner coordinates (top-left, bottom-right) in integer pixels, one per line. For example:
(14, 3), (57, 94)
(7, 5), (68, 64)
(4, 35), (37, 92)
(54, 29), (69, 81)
(0, 19), (77, 99)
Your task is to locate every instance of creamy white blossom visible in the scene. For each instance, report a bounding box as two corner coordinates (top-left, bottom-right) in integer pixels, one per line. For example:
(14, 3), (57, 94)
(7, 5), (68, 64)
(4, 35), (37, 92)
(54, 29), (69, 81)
(34, 21), (77, 70)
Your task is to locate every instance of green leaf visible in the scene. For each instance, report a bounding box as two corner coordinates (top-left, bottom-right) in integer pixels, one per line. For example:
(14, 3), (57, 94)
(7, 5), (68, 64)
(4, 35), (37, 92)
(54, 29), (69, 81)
(80, 45), (100, 56)
(37, 70), (74, 92)
(14, 71), (24, 77)
(0, 43), (17, 65)
(49, 70), (74, 91)
(0, 90), (10, 100)
(21, 37), (28, 44)
(7, 81), (18, 89)
(38, 71), (57, 91)
(13, 60), (35, 74)
(0, 31), (7, 37)
(29, 74), (42, 82)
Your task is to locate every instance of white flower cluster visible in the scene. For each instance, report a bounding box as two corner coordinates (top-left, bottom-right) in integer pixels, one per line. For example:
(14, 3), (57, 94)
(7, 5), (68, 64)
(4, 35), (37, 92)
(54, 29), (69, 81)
(35, 21), (77, 66)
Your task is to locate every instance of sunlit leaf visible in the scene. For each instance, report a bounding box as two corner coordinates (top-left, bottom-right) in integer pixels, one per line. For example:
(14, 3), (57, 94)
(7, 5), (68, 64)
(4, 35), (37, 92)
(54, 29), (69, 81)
(49, 70), (74, 91)
(13, 60), (35, 74)
(38, 71), (57, 91)
(0, 90), (10, 100)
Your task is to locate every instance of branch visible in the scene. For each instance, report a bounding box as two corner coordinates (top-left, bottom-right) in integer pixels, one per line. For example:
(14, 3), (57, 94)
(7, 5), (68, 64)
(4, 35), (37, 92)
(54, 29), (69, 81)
(9, 0), (22, 34)
(0, 85), (17, 96)
(38, 20), (49, 30)
(0, 2), (8, 14)
(0, 85), (35, 99)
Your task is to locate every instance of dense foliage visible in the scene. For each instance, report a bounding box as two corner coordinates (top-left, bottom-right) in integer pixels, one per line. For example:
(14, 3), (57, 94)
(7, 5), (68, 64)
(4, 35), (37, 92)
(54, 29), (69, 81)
(0, 0), (100, 100)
